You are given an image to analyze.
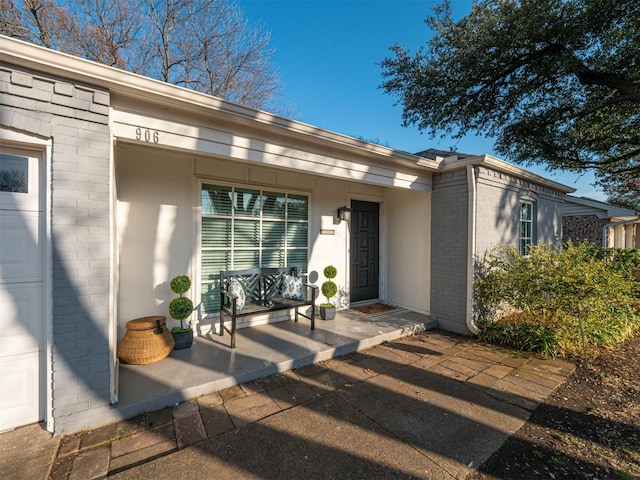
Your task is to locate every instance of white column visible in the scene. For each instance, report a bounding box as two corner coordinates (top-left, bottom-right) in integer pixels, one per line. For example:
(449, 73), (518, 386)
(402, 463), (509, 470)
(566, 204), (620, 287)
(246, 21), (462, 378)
(625, 224), (634, 249)
(614, 225), (624, 248)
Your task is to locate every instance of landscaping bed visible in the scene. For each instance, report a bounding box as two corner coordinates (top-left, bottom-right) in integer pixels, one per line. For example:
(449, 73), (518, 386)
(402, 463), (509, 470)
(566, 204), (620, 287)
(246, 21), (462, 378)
(470, 329), (640, 480)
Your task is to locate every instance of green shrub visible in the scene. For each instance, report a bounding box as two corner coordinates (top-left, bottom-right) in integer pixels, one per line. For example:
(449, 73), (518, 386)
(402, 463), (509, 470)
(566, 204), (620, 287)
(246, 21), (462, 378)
(599, 248), (640, 279)
(477, 318), (559, 357)
(474, 242), (640, 357)
(321, 281), (337, 304)
(170, 275), (191, 295)
(571, 243), (640, 279)
(169, 275), (193, 330)
(323, 265), (337, 280)
(321, 265), (338, 306)
(169, 296), (193, 322)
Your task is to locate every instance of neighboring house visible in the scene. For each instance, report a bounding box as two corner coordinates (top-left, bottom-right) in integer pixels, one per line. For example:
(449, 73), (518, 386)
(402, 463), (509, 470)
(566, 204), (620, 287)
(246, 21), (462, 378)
(0, 36), (573, 435)
(563, 195), (640, 248)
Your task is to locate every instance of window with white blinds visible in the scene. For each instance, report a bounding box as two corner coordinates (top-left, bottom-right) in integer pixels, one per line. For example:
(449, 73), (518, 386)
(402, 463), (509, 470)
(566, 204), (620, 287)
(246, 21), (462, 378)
(200, 183), (308, 314)
(519, 201), (534, 256)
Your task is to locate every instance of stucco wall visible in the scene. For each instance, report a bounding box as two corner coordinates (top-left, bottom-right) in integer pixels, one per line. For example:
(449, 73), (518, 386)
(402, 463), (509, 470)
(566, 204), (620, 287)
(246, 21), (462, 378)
(0, 64), (112, 434)
(386, 188), (430, 314)
(117, 144), (323, 333)
(116, 143), (429, 335)
(116, 144), (195, 327)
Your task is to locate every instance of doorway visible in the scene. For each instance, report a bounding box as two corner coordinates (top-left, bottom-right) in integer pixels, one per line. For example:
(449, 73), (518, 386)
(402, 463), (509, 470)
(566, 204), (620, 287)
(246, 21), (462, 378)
(0, 147), (45, 431)
(349, 200), (379, 303)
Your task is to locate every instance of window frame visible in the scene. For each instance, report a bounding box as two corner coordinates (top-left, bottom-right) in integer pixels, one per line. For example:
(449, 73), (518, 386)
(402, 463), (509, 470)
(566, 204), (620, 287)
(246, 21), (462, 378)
(519, 200), (534, 256)
(198, 181), (309, 317)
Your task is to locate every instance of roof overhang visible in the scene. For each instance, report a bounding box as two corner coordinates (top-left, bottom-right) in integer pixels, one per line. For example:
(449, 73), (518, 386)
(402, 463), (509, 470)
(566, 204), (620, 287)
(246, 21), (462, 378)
(1, 35), (439, 183)
(564, 195), (639, 220)
(418, 153), (576, 194)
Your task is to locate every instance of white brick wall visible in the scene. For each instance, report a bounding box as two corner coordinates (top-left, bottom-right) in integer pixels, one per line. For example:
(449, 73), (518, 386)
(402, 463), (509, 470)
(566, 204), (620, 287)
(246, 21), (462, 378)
(430, 170), (469, 333)
(431, 166), (568, 335)
(475, 166), (565, 256)
(0, 64), (112, 434)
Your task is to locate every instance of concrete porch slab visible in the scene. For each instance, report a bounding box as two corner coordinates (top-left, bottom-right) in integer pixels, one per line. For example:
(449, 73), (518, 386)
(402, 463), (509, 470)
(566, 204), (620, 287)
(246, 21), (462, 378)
(116, 308), (435, 420)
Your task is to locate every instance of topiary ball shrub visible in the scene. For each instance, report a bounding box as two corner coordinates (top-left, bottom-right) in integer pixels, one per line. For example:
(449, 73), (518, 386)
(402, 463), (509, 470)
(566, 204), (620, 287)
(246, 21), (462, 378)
(169, 296), (194, 322)
(323, 265), (337, 280)
(321, 265), (338, 306)
(321, 280), (338, 306)
(169, 275), (193, 331)
(170, 275), (191, 295)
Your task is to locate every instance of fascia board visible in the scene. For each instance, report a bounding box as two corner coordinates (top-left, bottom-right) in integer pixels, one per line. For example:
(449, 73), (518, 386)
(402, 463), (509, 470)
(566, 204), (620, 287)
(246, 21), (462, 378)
(437, 154), (576, 193)
(565, 195), (638, 217)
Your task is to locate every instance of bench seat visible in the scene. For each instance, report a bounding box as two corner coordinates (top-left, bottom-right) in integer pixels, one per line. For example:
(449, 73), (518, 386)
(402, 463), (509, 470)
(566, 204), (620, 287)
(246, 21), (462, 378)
(219, 267), (317, 348)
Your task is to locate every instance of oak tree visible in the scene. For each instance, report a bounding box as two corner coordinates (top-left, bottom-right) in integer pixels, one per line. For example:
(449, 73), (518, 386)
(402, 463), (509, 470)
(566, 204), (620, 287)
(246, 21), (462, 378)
(380, 0), (640, 199)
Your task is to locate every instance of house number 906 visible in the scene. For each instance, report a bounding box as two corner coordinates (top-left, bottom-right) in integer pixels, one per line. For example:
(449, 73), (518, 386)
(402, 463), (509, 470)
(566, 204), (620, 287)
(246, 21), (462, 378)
(135, 127), (159, 143)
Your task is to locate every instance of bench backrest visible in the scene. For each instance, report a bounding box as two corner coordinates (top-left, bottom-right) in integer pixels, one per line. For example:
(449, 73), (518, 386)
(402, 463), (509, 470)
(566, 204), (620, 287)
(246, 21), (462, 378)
(220, 266), (299, 305)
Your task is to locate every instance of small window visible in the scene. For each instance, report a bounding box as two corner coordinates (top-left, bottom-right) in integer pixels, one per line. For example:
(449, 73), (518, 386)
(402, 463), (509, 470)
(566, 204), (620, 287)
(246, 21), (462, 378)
(519, 201), (533, 255)
(0, 154), (28, 193)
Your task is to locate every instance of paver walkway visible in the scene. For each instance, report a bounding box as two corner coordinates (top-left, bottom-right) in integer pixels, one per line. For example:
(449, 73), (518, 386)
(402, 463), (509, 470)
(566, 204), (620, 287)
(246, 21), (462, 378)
(1, 330), (575, 480)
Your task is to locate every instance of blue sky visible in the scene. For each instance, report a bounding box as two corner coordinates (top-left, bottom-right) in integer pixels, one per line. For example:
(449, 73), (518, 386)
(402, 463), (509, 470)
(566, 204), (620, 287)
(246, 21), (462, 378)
(236, 0), (605, 200)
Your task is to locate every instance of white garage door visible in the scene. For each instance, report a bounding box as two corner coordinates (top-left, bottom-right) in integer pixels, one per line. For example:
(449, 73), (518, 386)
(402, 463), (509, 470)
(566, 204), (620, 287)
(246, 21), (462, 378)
(0, 147), (45, 432)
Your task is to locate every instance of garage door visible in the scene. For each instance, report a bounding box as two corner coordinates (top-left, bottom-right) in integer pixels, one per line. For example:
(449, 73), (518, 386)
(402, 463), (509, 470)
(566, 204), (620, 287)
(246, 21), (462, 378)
(0, 147), (45, 432)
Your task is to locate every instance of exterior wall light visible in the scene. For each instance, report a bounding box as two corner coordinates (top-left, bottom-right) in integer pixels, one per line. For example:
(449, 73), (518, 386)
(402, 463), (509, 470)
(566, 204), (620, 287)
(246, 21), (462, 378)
(337, 206), (352, 223)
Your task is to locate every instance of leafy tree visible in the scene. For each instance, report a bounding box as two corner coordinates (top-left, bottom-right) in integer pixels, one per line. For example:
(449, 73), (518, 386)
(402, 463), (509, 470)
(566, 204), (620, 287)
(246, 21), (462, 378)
(380, 0), (640, 198)
(1, 0), (284, 111)
(602, 172), (640, 210)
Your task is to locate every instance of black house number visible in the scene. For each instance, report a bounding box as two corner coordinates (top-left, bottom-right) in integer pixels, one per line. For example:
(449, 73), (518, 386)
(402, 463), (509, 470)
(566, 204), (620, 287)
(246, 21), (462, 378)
(135, 127), (159, 143)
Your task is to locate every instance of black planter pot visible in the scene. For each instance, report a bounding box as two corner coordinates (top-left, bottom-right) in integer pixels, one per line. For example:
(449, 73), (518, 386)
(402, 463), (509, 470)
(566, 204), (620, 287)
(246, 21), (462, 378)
(320, 305), (336, 320)
(172, 330), (193, 350)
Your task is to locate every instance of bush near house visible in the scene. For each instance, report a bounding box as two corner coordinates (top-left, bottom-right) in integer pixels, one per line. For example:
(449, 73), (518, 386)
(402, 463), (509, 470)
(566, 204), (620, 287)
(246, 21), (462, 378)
(474, 242), (640, 358)
(587, 246), (640, 279)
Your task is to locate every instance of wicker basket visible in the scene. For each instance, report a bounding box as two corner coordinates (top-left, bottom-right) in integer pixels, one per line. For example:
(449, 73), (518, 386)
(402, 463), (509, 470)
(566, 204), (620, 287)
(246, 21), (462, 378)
(118, 316), (175, 365)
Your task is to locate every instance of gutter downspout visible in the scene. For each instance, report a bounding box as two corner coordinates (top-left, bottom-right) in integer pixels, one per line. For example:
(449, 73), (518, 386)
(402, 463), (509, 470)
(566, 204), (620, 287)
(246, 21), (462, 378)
(601, 216), (640, 249)
(466, 165), (480, 334)
(109, 109), (119, 405)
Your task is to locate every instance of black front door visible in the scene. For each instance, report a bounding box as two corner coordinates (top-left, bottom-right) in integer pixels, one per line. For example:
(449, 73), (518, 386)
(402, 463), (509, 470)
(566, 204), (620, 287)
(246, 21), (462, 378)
(350, 200), (379, 303)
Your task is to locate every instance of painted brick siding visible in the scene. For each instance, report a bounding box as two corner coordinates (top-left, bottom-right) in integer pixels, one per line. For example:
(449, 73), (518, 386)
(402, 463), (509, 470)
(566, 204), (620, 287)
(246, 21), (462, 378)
(430, 166), (568, 335)
(430, 169), (469, 334)
(475, 167), (565, 257)
(562, 215), (608, 246)
(0, 64), (111, 434)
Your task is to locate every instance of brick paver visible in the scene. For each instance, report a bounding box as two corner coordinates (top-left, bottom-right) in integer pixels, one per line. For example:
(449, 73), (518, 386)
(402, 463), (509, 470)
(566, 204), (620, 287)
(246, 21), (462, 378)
(224, 393), (282, 429)
(110, 423), (175, 459)
(45, 331), (575, 479)
(174, 412), (207, 449)
(68, 445), (110, 480)
(81, 424), (116, 449)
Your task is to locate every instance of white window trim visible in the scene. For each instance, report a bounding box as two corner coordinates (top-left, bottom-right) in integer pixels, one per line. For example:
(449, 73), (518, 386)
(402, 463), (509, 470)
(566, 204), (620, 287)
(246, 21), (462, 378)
(519, 200), (534, 256)
(196, 179), (310, 322)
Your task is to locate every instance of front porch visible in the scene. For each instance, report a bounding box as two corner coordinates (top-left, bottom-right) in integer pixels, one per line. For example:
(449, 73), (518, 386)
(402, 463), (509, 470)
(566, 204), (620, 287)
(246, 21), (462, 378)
(115, 308), (436, 419)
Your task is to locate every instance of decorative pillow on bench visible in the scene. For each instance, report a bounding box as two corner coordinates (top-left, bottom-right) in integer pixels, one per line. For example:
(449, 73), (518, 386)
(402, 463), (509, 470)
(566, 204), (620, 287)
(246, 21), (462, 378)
(281, 274), (304, 300)
(228, 278), (246, 310)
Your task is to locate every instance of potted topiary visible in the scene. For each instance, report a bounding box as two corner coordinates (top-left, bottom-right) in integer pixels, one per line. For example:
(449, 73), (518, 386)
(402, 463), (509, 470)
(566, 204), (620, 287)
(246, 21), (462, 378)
(320, 265), (338, 320)
(169, 275), (194, 350)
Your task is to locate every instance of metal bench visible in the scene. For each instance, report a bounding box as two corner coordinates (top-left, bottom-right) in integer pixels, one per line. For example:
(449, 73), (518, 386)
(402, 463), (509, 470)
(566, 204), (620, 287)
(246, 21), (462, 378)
(219, 267), (317, 348)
